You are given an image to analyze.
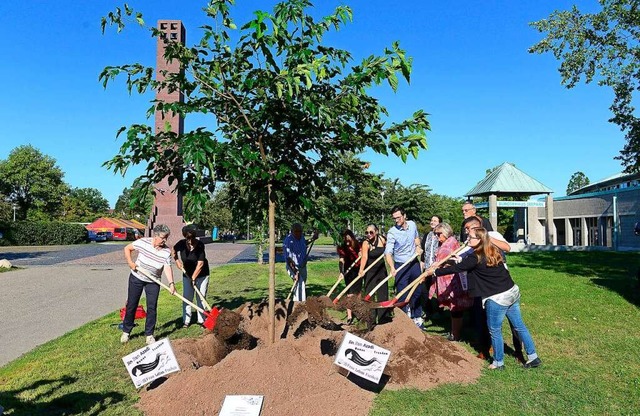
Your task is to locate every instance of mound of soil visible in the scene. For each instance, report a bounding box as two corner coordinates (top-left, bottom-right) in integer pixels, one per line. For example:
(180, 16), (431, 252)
(138, 297), (482, 415)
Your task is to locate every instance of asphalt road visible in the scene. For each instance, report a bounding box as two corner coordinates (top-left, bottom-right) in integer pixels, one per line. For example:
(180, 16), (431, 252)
(0, 242), (336, 366)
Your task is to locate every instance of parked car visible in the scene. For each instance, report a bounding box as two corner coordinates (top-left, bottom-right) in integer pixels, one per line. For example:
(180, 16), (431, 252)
(94, 232), (108, 242)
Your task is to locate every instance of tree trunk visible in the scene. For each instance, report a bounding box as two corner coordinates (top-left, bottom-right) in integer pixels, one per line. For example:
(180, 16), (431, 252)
(268, 185), (276, 344)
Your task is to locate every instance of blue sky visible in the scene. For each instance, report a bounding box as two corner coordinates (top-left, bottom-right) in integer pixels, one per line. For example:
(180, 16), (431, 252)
(0, 0), (623, 208)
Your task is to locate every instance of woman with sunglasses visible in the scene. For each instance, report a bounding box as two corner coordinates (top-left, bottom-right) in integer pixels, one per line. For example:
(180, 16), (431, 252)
(427, 228), (541, 370)
(428, 222), (473, 341)
(358, 224), (389, 324)
(337, 229), (361, 324)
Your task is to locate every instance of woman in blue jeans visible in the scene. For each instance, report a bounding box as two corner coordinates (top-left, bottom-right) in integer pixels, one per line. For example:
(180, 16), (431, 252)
(427, 227), (541, 370)
(172, 225), (210, 327)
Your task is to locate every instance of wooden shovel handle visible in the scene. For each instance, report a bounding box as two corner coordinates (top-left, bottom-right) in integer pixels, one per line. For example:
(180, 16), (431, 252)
(137, 268), (207, 315)
(333, 253), (384, 303)
(179, 266), (213, 311)
(393, 271), (426, 303)
(285, 278), (298, 302)
(364, 253), (418, 301)
(326, 254), (362, 297)
(432, 244), (470, 269)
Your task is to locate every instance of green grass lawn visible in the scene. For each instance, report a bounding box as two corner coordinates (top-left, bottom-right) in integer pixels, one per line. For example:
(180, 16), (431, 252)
(1, 252), (639, 415)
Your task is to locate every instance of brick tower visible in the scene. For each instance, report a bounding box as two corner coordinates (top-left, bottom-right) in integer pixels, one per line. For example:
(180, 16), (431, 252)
(146, 20), (186, 244)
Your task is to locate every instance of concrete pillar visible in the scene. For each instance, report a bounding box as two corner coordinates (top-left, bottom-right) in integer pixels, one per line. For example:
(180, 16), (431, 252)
(527, 206), (542, 244)
(147, 20), (187, 245)
(581, 217), (588, 246)
(565, 218), (573, 246)
(488, 194), (498, 231)
(545, 194), (555, 245)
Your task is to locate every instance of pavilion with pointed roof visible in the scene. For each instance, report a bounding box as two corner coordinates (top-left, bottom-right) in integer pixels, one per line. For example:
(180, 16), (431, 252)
(465, 162), (554, 244)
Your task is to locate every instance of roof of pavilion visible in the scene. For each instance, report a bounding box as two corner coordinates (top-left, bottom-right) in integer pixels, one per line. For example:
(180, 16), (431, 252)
(465, 162), (553, 197)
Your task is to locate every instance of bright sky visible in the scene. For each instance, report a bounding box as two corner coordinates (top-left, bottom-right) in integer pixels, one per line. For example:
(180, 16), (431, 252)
(0, 0), (623, 208)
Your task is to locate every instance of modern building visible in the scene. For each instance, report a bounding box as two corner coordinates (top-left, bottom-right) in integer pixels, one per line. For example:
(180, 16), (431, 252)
(465, 163), (640, 250)
(536, 172), (640, 250)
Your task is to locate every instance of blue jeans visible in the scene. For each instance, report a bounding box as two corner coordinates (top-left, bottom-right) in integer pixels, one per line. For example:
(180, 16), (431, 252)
(394, 260), (423, 319)
(485, 298), (538, 367)
(182, 274), (210, 325)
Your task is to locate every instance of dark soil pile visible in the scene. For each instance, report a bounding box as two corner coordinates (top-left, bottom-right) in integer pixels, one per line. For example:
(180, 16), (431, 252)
(138, 297), (482, 416)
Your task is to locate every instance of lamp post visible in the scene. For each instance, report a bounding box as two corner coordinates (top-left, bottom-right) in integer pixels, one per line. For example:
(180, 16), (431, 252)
(12, 203), (17, 222)
(380, 190), (385, 229)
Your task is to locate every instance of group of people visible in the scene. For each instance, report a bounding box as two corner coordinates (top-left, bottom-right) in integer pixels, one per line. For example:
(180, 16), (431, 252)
(330, 202), (542, 370)
(120, 224), (210, 346)
(121, 201), (542, 370)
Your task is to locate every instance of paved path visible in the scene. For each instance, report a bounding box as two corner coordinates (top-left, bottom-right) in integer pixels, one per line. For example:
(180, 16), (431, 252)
(0, 242), (336, 366)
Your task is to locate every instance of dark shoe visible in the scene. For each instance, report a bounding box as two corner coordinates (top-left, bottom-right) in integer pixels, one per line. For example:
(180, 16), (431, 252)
(346, 317), (354, 325)
(446, 333), (459, 342)
(523, 357), (542, 369)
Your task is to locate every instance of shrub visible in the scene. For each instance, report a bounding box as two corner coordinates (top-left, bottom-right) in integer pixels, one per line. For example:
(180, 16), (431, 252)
(1, 221), (88, 246)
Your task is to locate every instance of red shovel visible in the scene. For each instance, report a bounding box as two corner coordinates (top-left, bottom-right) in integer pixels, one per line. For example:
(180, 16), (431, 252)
(332, 253), (385, 304)
(326, 254), (362, 297)
(375, 244), (472, 308)
(363, 253), (418, 302)
(179, 265), (217, 315)
(137, 268), (220, 331)
(374, 271), (425, 308)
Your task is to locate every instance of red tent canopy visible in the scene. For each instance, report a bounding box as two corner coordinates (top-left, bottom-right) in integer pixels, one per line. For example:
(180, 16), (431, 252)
(85, 218), (145, 240)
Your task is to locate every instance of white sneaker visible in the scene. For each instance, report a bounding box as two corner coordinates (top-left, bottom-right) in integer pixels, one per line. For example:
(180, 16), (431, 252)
(120, 332), (130, 344)
(146, 335), (156, 345)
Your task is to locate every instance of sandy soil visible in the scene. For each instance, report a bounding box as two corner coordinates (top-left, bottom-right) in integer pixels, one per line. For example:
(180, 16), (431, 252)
(137, 297), (482, 416)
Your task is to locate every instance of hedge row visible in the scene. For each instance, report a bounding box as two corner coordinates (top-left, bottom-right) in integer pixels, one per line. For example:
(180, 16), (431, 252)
(0, 221), (88, 246)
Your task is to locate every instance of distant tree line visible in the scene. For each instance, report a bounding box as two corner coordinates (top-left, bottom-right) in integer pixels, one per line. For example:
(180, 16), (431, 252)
(0, 145), (110, 223)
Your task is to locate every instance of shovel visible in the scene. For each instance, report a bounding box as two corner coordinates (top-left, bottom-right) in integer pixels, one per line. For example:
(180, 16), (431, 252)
(137, 268), (220, 331)
(377, 244), (472, 308)
(374, 271), (425, 308)
(285, 278), (298, 302)
(326, 254), (362, 297)
(332, 253), (385, 304)
(284, 232), (317, 302)
(363, 253), (419, 302)
(179, 266), (214, 312)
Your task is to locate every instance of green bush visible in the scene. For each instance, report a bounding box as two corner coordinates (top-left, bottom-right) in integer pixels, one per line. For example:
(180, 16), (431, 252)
(1, 221), (88, 246)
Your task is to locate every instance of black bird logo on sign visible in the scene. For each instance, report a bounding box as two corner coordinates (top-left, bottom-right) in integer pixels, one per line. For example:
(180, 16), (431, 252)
(131, 354), (162, 377)
(345, 348), (378, 367)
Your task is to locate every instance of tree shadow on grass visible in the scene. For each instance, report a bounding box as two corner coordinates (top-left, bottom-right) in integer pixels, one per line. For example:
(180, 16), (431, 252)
(0, 376), (126, 416)
(512, 251), (640, 307)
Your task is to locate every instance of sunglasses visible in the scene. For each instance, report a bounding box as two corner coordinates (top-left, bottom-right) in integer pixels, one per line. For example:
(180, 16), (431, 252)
(366, 231), (375, 235)
(434, 232), (443, 236)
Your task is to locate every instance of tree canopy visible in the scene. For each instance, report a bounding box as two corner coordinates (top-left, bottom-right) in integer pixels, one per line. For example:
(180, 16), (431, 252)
(530, 0), (640, 172)
(0, 145), (69, 220)
(566, 171), (590, 194)
(101, 0), (429, 222)
(101, 0), (430, 342)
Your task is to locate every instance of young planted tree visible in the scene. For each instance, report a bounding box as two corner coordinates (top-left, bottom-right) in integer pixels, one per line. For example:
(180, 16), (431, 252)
(101, 0), (429, 342)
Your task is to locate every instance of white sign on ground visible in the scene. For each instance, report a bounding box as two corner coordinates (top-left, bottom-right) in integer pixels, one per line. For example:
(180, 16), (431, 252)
(219, 395), (264, 416)
(334, 332), (391, 384)
(122, 338), (180, 388)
